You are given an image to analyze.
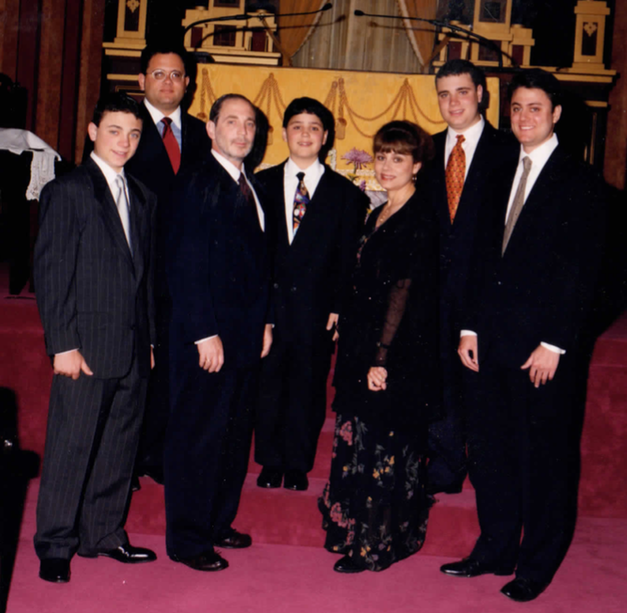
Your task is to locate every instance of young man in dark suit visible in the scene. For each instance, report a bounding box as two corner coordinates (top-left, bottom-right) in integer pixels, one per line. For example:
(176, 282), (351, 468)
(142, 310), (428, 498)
(426, 59), (517, 495)
(441, 70), (606, 602)
(128, 42), (211, 484)
(165, 94), (272, 572)
(254, 97), (369, 491)
(33, 93), (157, 583)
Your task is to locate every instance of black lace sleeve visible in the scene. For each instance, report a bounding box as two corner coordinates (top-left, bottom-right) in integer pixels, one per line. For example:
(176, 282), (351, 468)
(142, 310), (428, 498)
(373, 277), (412, 367)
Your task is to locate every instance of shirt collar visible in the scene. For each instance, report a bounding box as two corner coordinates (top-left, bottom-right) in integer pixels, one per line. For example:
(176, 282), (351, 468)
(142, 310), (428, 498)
(143, 98), (182, 130)
(285, 156), (324, 179)
(518, 132), (559, 167)
(446, 115), (485, 146)
(211, 148), (247, 183)
(90, 151), (126, 185)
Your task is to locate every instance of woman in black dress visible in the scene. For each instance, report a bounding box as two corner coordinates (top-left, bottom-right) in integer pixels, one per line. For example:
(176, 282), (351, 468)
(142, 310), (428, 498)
(319, 120), (440, 573)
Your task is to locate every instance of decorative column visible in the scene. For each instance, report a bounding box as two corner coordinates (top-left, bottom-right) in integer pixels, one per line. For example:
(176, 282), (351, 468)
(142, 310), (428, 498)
(112, 0), (148, 49)
(572, 1), (611, 72)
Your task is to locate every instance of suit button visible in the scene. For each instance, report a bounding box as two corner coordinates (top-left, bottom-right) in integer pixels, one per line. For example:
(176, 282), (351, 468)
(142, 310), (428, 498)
(273, 283), (279, 289)
(290, 286), (297, 293)
(130, 324), (136, 331)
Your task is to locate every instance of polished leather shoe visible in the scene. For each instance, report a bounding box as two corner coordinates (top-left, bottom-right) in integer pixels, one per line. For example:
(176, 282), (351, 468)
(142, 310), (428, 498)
(131, 474), (141, 492)
(426, 481), (464, 495)
(39, 558), (70, 583)
(501, 577), (548, 602)
(440, 557), (514, 577)
(171, 550), (229, 572)
(283, 469), (308, 491)
(214, 530), (252, 549)
(80, 543), (157, 563)
(257, 467), (283, 488)
(333, 555), (366, 574)
(139, 466), (164, 485)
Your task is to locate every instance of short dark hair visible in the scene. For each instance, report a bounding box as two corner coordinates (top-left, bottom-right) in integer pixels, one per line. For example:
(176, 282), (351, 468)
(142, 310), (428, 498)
(140, 41), (189, 75)
(91, 93), (143, 127)
(508, 69), (562, 109)
(435, 59), (486, 92)
(373, 120), (434, 165)
(282, 97), (335, 161)
(209, 93), (254, 123)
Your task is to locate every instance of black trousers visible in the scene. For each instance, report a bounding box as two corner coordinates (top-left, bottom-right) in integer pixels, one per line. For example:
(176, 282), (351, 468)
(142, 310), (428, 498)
(464, 350), (579, 584)
(255, 332), (332, 473)
(35, 358), (146, 560)
(164, 358), (257, 559)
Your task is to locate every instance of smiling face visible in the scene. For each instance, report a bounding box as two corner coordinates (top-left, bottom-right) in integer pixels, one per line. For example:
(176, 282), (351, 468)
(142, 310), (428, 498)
(374, 149), (421, 194)
(282, 112), (328, 168)
(207, 97), (256, 168)
(88, 111), (142, 173)
(436, 73), (483, 133)
(510, 87), (562, 153)
(138, 53), (189, 114)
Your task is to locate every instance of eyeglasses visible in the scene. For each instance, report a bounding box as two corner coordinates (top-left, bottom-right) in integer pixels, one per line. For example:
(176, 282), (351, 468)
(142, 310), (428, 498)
(147, 69), (186, 82)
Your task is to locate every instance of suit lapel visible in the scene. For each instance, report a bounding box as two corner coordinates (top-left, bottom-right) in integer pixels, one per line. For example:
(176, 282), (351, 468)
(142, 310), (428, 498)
(86, 159), (135, 270)
(127, 176), (147, 282)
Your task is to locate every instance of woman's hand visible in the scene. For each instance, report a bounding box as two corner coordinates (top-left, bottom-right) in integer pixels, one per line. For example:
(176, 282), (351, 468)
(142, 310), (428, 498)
(367, 366), (388, 392)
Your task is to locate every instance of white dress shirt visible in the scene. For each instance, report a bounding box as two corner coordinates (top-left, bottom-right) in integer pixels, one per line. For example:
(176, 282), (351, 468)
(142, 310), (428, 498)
(144, 99), (182, 151)
(461, 133), (564, 355)
(444, 116), (485, 179)
(283, 157), (325, 244)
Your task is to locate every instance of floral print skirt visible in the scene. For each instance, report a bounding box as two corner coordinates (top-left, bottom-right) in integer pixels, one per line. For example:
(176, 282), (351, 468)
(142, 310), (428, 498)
(319, 413), (432, 572)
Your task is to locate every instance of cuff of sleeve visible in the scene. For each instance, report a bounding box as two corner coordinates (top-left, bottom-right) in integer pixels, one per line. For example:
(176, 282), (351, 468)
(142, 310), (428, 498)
(460, 330), (477, 337)
(195, 335), (218, 345)
(540, 341), (566, 355)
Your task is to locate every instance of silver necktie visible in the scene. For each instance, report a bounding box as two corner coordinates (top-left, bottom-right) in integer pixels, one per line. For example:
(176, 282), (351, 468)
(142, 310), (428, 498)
(115, 174), (132, 253)
(502, 156), (532, 255)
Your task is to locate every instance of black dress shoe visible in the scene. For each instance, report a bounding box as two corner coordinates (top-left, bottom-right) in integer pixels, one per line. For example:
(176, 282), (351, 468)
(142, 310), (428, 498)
(80, 543), (157, 563)
(139, 466), (164, 485)
(171, 550), (229, 572)
(501, 577), (548, 602)
(440, 557), (515, 577)
(131, 474), (141, 492)
(333, 555), (366, 574)
(257, 467), (283, 488)
(426, 481), (464, 495)
(283, 469), (308, 491)
(214, 530), (252, 549)
(39, 558), (70, 583)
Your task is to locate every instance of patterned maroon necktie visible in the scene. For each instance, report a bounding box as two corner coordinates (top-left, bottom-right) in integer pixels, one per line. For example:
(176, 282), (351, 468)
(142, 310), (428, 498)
(445, 134), (466, 223)
(161, 117), (181, 174)
(293, 172), (310, 235)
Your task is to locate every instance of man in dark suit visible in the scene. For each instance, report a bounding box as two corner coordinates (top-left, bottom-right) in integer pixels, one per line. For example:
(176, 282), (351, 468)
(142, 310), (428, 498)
(33, 93), (157, 583)
(440, 70), (606, 602)
(165, 94), (272, 572)
(254, 97), (369, 491)
(426, 59), (517, 495)
(128, 41), (211, 483)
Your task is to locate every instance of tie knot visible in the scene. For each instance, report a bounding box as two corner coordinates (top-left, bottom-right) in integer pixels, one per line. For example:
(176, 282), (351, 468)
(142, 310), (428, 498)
(296, 172), (305, 182)
(115, 174), (126, 189)
(456, 134), (465, 145)
(162, 117), (172, 127)
(522, 156), (532, 172)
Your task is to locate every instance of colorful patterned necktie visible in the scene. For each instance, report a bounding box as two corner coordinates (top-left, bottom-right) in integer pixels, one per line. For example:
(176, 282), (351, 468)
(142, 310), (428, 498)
(293, 171), (310, 235)
(502, 156), (533, 255)
(445, 134), (466, 222)
(161, 117), (181, 174)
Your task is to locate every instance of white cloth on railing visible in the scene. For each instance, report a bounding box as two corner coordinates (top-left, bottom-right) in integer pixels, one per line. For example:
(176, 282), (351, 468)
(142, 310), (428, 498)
(0, 128), (61, 200)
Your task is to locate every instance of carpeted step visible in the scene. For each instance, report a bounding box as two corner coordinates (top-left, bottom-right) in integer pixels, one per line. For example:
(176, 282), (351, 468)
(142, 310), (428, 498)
(126, 476), (479, 558)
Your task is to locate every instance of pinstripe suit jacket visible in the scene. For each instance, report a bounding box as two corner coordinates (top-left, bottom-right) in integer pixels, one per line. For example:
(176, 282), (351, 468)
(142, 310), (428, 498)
(34, 158), (156, 379)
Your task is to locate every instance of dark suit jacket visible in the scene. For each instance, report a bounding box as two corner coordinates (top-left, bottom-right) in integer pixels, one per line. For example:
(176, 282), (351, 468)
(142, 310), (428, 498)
(255, 161), (369, 346)
(465, 145), (606, 368)
(34, 158), (156, 379)
(428, 122), (518, 312)
(167, 153), (271, 370)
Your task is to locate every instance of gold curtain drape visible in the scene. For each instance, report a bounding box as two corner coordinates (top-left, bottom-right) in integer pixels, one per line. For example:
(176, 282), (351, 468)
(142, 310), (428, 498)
(395, 0), (438, 70)
(277, 0), (329, 59)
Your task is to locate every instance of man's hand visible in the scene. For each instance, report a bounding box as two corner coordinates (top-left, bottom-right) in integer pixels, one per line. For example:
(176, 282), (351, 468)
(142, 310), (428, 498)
(521, 345), (560, 388)
(198, 336), (224, 373)
(150, 346), (155, 370)
(53, 350), (93, 380)
(326, 313), (339, 341)
(367, 366), (388, 392)
(458, 335), (479, 372)
(261, 324), (273, 358)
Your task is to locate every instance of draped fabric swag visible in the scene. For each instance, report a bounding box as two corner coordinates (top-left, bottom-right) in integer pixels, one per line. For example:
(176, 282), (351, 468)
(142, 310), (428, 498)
(395, 0), (438, 71)
(277, 0), (330, 60)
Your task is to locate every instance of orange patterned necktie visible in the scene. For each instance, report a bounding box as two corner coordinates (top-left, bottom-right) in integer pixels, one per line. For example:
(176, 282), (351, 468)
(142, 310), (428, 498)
(445, 134), (466, 222)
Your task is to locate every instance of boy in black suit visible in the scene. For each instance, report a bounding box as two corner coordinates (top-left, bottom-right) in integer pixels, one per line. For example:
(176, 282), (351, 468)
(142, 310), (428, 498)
(34, 93), (157, 583)
(255, 97), (369, 491)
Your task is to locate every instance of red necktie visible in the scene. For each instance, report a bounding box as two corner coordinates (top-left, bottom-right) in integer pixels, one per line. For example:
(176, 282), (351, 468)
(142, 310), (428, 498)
(445, 134), (465, 222)
(161, 117), (181, 174)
